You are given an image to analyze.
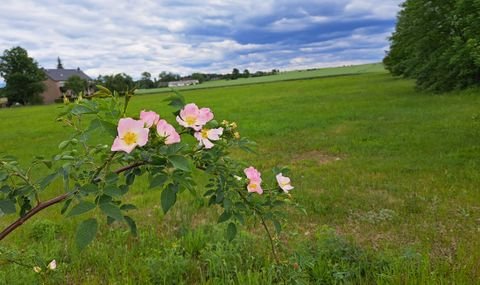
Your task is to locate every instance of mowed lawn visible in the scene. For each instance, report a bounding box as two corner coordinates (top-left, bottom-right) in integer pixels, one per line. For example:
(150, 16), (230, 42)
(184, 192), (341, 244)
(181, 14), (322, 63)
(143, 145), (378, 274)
(1, 71), (480, 284)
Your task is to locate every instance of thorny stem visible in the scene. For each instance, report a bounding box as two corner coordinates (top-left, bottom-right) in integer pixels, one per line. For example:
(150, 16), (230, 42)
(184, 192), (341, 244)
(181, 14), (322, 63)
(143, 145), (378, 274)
(0, 159), (146, 241)
(235, 189), (280, 264)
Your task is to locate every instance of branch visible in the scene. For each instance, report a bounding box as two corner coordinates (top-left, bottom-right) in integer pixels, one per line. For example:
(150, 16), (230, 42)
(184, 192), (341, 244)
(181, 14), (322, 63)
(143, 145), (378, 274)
(0, 160), (146, 241)
(0, 192), (72, 241)
(235, 189), (280, 264)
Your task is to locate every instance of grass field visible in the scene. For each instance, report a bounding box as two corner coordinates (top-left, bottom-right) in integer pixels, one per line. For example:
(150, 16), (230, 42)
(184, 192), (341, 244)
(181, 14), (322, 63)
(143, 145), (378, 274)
(136, 63), (384, 95)
(1, 69), (480, 284)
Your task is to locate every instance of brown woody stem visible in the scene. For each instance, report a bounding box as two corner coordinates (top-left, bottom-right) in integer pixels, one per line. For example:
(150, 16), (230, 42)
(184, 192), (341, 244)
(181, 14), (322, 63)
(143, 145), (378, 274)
(0, 160), (145, 241)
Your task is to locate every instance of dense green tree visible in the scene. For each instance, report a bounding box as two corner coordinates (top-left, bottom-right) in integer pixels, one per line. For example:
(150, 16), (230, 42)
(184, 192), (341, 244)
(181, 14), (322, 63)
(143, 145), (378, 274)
(0, 46), (46, 105)
(191, 72), (206, 83)
(64, 75), (87, 95)
(158, 71), (180, 83)
(136, 71), (155, 89)
(243, 69), (250, 78)
(96, 73), (135, 95)
(231, 68), (240, 80)
(384, 0), (480, 92)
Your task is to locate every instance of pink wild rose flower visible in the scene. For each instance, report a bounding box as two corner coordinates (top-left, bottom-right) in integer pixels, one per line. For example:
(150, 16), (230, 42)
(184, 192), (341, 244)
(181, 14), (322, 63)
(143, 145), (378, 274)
(140, 110), (160, 128)
(276, 173), (294, 192)
(176, 103), (214, 131)
(194, 127), (223, 149)
(111, 118), (149, 153)
(156, 119), (181, 144)
(244, 166), (263, 194)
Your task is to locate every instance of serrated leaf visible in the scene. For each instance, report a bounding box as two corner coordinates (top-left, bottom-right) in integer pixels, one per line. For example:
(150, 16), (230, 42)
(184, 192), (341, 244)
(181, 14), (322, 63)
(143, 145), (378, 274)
(71, 104), (97, 115)
(39, 171), (59, 190)
(218, 211), (232, 223)
(88, 119), (117, 137)
(161, 184), (177, 214)
(168, 155), (191, 172)
(124, 215), (138, 236)
(226, 222), (237, 241)
(99, 202), (124, 221)
(67, 201), (96, 217)
(76, 218), (98, 250)
(0, 199), (16, 215)
(149, 174), (168, 189)
(103, 185), (122, 197)
(80, 184), (98, 194)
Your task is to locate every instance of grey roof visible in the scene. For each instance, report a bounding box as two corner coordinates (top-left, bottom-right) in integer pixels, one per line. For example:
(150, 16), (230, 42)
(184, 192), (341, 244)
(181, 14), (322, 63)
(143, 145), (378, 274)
(44, 68), (91, 81)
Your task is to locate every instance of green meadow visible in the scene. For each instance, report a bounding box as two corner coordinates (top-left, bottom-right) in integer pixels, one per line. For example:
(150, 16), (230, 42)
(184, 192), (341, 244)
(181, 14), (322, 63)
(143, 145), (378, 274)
(1, 69), (480, 284)
(136, 63), (385, 94)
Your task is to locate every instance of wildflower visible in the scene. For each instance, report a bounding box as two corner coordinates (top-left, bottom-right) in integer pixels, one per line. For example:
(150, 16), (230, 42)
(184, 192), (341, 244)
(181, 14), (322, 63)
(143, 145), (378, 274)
(230, 122), (237, 129)
(47, 260), (57, 270)
(276, 173), (294, 192)
(244, 166), (263, 194)
(111, 118), (149, 153)
(176, 103), (213, 131)
(194, 128), (223, 149)
(156, 119), (180, 144)
(234, 132), (240, 139)
(33, 266), (42, 273)
(140, 110), (160, 128)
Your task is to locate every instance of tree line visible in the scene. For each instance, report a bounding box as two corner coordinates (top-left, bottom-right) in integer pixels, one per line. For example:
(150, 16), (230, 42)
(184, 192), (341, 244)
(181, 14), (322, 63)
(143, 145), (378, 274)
(384, 0), (480, 92)
(0, 46), (281, 105)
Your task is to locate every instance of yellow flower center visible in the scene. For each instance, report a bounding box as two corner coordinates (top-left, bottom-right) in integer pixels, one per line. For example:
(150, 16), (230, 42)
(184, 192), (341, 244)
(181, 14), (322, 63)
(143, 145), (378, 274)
(201, 129), (209, 138)
(250, 183), (257, 189)
(123, 132), (138, 145)
(185, 116), (196, 126)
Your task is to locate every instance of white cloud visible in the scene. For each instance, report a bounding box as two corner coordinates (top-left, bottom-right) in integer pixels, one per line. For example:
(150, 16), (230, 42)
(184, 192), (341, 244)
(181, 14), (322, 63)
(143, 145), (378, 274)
(0, 0), (403, 81)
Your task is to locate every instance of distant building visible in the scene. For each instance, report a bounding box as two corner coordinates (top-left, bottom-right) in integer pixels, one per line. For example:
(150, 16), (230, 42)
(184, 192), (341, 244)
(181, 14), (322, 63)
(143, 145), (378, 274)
(168, 80), (199, 88)
(40, 68), (92, 104)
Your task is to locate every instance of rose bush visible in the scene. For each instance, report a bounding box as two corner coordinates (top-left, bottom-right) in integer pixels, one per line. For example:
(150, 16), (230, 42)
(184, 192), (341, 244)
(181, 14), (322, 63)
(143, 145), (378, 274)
(0, 86), (298, 268)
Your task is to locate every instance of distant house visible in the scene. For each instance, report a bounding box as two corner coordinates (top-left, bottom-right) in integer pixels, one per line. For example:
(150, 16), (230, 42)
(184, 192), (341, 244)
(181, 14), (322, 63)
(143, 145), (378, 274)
(40, 68), (92, 104)
(168, 80), (199, 88)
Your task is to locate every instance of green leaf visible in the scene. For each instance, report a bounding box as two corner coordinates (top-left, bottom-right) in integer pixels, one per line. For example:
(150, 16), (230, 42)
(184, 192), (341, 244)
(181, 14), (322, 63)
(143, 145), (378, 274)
(272, 219), (282, 235)
(103, 185), (122, 197)
(120, 204), (137, 211)
(76, 218), (98, 251)
(0, 171), (8, 182)
(168, 155), (192, 172)
(0, 199), (16, 215)
(161, 184), (177, 214)
(80, 184), (98, 194)
(124, 215), (138, 236)
(58, 140), (70, 150)
(67, 201), (96, 217)
(218, 211), (232, 223)
(0, 185), (11, 194)
(88, 118), (117, 137)
(99, 202), (124, 221)
(38, 171), (59, 190)
(226, 222), (237, 241)
(149, 174), (168, 189)
(60, 198), (72, 214)
(71, 104), (97, 115)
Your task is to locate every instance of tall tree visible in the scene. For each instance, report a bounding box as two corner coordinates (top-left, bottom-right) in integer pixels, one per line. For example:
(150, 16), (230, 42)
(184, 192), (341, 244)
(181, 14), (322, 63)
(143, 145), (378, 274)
(0, 46), (46, 105)
(231, 68), (240, 80)
(57, 57), (64, 69)
(64, 75), (87, 96)
(384, 0), (480, 92)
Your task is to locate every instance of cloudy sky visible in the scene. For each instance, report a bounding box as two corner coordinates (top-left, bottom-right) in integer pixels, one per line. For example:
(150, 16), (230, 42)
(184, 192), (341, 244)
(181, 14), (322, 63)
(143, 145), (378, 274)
(0, 0), (403, 80)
